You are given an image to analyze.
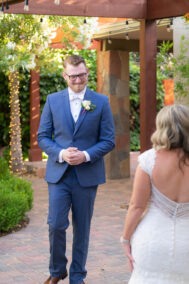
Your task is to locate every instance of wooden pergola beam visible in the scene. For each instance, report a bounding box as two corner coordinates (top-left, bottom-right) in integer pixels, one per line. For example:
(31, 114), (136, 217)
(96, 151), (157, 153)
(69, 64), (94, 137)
(7, 0), (146, 18)
(7, 0), (189, 19)
(147, 0), (189, 19)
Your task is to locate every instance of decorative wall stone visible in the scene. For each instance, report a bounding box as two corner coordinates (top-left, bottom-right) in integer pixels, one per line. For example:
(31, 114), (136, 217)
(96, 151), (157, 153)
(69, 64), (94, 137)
(98, 50), (130, 178)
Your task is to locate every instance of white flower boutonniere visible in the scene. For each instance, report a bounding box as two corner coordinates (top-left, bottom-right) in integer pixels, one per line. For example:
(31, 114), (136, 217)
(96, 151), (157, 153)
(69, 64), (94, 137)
(81, 100), (96, 114)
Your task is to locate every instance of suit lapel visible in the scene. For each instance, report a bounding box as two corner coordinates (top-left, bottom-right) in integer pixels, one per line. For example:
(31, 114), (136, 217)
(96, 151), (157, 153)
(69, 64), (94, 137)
(73, 88), (94, 136)
(63, 89), (75, 133)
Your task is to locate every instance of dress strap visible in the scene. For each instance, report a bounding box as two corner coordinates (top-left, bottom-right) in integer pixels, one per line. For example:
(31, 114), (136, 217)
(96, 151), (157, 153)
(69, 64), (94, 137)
(138, 148), (156, 178)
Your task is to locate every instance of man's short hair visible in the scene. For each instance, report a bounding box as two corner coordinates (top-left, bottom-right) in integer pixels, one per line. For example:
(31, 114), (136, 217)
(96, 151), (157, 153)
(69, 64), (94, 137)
(63, 55), (86, 68)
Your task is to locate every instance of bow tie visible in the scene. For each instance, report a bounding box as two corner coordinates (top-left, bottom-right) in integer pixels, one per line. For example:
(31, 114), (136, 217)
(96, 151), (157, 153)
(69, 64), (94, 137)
(70, 94), (84, 101)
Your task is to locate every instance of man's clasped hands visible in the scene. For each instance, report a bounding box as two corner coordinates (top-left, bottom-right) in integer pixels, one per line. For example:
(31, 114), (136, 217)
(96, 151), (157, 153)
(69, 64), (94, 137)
(62, 147), (86, 165)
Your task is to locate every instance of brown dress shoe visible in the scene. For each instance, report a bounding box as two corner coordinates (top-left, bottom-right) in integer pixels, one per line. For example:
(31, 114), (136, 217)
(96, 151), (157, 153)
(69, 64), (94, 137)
(44, 270), (68, 284)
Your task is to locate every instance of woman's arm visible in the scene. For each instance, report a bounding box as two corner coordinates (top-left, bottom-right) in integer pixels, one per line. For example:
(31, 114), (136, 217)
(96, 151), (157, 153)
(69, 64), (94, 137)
(121, 164), (151, 271)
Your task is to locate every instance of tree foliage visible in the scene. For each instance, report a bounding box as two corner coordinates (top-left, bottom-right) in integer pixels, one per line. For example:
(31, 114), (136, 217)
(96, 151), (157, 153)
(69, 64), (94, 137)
(0, 14), (96, 171)
(174, 35), (189, 97)
(156, 41), (174, 79)
(157, 31), (189, 98)
(0, 49), (97, 156)
(0, 14), (93, 74)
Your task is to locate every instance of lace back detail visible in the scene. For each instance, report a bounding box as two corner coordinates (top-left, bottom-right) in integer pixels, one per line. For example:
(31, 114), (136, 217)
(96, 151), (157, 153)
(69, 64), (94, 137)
(151, 185), (189, 219)
(138, 148), (189, 219)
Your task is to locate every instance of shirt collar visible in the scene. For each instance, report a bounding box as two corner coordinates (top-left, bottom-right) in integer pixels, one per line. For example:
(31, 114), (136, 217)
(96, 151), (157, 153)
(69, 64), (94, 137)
(68, 87), (86, 101)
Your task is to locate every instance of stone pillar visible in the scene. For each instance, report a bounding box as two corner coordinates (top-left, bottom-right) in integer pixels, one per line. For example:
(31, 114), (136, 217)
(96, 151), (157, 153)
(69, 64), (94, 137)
(98, 50), (130, 178)
(28, 70), (42, 161)
(173, 17), (189, 106)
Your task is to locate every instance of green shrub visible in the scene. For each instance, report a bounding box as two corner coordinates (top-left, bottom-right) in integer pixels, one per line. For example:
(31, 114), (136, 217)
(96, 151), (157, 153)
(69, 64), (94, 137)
(2, 146), (10, 163)
(0, 155), (10, 178)
(130, 130), (140, 151)
(0, 157), (33, 232)
(129, 53), (140, 151)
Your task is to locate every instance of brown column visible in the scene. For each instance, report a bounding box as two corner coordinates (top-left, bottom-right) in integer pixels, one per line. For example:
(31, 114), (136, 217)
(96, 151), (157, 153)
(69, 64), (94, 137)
(28, 69), (42, 161)
(140, 19), (157, 152)
(98, 50), (130, 179)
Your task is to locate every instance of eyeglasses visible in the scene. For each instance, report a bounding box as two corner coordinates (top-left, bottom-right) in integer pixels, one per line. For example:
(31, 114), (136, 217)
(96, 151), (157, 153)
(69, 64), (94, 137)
(65, 72), (87, 82)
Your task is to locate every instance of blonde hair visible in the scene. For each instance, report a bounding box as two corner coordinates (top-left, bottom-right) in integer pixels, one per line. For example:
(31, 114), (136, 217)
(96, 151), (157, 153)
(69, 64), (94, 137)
(151, 104), (189, 165)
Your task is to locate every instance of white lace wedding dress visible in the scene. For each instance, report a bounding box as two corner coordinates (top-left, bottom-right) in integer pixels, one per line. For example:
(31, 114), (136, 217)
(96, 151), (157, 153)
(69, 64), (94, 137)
(129, 148), (189, 284)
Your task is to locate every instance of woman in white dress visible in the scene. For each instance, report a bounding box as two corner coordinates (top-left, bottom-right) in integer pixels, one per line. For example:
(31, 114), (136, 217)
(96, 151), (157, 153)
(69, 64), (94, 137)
(121, 104), (189, 284)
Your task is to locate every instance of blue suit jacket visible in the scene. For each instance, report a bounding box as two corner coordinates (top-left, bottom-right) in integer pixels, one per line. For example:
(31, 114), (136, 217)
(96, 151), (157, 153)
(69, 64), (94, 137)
(37, 88), (115, 187)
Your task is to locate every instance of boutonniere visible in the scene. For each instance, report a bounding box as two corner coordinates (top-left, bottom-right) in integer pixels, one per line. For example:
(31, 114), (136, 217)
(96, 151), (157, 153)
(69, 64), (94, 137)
(81, 100), (96, 114)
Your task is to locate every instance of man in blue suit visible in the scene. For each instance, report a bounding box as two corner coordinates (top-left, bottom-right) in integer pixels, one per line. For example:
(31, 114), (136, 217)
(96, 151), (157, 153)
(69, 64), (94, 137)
(38, 55), (115, 284)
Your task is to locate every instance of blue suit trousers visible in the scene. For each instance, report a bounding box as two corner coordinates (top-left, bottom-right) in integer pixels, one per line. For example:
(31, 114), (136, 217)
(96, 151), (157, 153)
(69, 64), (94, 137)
(47, 166), (97, 284)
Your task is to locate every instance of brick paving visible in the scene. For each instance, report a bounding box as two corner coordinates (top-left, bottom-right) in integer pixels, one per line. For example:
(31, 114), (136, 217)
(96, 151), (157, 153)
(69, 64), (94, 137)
(0, 153), (139, 284)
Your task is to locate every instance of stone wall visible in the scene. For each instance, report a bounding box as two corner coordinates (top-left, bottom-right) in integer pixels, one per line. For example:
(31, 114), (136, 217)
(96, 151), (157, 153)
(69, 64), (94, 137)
(98, 50), (130, 178)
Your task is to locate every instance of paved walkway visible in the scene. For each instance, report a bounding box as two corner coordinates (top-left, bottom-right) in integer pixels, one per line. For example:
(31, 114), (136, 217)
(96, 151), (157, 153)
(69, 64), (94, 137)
(0, 153), (139, 284)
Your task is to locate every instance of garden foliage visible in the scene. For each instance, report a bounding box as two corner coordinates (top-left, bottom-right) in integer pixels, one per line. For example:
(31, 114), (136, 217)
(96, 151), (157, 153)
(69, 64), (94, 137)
(0, 50), (166, 153)
(0, 157), (33, 232)
(0, 49), (97, 156)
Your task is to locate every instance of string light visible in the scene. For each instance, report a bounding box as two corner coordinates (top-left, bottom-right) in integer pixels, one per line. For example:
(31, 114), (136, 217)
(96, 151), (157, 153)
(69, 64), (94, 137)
(125, 20), (130, 39)
(24, 0), (29, 11)
(9, 71), (25, 174)
(125, 33), (129, 40)
(6, 0), (9, 9)
(167, 24), (171, 32)
(167, 18), (173, 32)
(54, 0), (60, 5)
(0, 1), (4, 14)
(108, 32), (112, 44)
(170, 18), (173, 29)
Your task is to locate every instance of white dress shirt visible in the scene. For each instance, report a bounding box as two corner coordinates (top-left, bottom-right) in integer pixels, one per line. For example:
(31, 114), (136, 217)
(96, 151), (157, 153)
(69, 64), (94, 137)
(69, 87), (85, 122)
(58, 87), (90, 163)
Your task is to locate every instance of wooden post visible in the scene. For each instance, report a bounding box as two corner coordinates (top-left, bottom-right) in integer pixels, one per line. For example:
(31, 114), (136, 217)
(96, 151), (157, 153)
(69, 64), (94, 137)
(28, 69), (42, 161)
(140, 19), (157, 152)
